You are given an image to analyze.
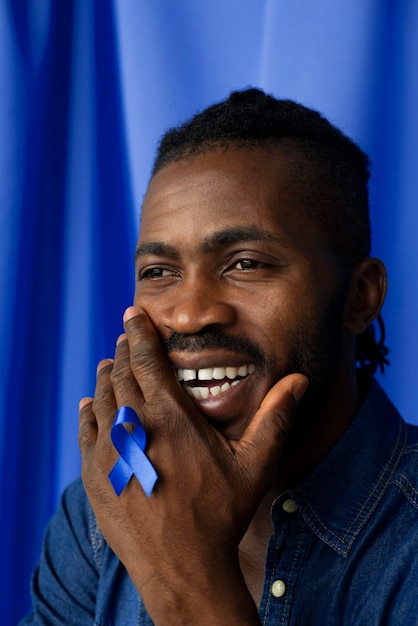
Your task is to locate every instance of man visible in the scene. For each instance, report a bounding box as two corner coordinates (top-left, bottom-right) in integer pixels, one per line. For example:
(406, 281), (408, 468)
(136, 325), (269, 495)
(21, 89), (418, 624)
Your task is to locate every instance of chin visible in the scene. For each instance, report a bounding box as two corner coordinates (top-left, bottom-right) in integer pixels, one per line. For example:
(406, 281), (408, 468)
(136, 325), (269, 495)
(205, 414), (252, 441)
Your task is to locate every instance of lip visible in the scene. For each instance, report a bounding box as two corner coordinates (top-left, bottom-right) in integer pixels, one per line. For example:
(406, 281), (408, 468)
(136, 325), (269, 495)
(185, 372), (259, 438)
(167, 350), (266, 437)
(168, 349), (255, 371)
(179, 372), (262, 438)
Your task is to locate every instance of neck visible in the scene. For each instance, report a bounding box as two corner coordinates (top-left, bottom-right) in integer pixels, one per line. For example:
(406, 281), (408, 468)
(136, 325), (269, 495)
(275, 356), (362, 493)
(240, 355), (365, 605)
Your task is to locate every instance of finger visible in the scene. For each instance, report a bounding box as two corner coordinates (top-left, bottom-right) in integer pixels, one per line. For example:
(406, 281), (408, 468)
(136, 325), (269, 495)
(78, 397), (96, 454)
(122, 307), (213, 439)
(91, 359), (117, 430)
(79, 394), (119, 510)
(122, 306), (183, 406)
(237, 373), (309, 477)
(110, 333), (144, 412)
(82, 360), (122, 482)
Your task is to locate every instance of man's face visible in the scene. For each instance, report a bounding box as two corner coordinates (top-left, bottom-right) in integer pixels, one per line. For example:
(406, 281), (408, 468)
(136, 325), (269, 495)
(134, 147), (348, 439)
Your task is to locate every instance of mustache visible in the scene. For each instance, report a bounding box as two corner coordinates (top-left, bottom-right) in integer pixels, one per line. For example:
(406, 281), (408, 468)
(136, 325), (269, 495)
(164, 329), (266, 367)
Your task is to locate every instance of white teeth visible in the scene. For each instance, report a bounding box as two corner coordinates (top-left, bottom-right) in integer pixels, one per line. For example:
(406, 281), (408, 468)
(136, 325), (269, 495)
(185, 381), (236, 401)
(180, 362), (257, 401)
(182, 368), (197, 382)
(226, 366), (238, 379)
(177, 364), (255, 383)
(212, 367), (226, 380)
(190, 386), (210, 400)
(198, 368), (213, 380)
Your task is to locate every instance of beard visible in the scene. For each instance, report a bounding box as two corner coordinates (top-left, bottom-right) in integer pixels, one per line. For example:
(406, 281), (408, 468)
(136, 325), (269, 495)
(283, 297), (346, 421)
(164, 285), (347, 424)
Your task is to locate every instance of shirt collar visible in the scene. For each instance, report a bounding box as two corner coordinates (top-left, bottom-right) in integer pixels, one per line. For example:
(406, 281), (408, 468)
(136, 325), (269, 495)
(287, 377), (408, 556)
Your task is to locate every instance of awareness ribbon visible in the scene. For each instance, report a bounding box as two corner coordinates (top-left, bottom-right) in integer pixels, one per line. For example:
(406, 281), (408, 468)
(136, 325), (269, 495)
(108, 406), (158, 497)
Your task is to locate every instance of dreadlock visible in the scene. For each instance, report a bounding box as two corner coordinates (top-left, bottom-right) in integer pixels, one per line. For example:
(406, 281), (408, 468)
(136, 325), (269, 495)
(356, 315), (389, 374)
(151, 88), (389, 374)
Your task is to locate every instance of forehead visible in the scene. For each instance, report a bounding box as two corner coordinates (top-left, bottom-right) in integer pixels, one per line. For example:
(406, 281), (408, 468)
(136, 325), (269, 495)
(138, 147), (326, 255)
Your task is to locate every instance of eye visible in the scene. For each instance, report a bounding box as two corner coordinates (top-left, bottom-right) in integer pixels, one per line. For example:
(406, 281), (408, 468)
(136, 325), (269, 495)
(138, 266), (177, 280)
(233, 258), (266, 271)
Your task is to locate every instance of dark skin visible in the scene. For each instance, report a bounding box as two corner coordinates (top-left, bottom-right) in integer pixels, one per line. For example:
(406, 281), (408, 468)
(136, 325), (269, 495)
(79, 147), (387, 624)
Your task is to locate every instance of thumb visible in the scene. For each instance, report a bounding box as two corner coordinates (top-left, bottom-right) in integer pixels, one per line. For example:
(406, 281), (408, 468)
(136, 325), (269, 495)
(238, 373), (309, 471)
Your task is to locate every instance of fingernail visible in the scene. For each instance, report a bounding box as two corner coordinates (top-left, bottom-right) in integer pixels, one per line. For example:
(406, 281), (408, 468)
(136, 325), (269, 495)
(292, 377), (309, 404)
(116, 333), (127, 346)
(123, 306), (141, 323)
(79, 397), (93, 411)
(96, 358), (114, 374)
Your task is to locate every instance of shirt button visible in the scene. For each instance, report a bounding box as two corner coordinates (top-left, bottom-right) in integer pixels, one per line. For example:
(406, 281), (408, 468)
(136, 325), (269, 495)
(282, 498), (298, 513)
(271, 579), (286, 598)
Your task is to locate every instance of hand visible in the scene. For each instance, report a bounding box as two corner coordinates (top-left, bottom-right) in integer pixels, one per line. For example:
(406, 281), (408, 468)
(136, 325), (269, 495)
(79, 306), (308, 625)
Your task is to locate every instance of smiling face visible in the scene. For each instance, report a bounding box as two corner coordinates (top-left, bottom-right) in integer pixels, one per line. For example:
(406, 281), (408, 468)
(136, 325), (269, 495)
(134, 147), (351, 439)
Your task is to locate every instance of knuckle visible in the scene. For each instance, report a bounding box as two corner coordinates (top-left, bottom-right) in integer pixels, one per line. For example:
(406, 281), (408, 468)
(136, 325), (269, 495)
(78, 401), (97, 452)
(94, 364), (115, 409)
(78, 418), (97, 452)
(109, 355), (131, 385)
(92, 384), (116, 416)
(271, 402), (295, 438)
(130, 338), (166, 380)
(129, 333), (157, 367)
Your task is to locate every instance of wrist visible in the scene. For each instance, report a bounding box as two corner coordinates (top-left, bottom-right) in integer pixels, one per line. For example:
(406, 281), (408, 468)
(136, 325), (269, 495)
(130, 562), (261, 626)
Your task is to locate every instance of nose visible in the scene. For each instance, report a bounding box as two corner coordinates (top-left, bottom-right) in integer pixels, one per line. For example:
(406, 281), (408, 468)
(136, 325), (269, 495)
(158, 277), (237, 335)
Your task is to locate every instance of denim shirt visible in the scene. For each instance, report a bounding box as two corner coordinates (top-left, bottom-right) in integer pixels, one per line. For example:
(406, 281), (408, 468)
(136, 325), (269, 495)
(20, 379), (418, 625)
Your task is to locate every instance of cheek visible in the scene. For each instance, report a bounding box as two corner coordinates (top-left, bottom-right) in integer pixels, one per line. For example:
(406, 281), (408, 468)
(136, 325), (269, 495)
(256, 294), (329, 369)
(133, 288), (142, 307)
(253, 294), (311, 341)
(133, 292), (168, 338)
(133, 283), (158, 311)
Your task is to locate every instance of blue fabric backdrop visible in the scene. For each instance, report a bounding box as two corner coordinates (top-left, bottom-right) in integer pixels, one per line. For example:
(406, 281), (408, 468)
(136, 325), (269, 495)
(1, 1), (417, 623)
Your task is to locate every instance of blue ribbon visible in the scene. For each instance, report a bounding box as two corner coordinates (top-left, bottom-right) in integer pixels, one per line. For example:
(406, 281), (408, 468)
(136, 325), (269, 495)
(108, 406), (158, 497)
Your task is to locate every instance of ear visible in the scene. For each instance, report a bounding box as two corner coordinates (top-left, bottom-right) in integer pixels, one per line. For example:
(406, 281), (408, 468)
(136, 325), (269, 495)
(344, 257), (387, 334)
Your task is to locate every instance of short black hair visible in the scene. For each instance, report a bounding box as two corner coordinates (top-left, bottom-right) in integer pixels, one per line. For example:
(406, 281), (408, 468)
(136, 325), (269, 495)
(151, 88), (388, 374)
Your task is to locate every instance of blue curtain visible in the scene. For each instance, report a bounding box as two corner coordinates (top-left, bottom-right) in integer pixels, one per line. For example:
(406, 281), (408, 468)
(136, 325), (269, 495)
(1, 1), (417, 623)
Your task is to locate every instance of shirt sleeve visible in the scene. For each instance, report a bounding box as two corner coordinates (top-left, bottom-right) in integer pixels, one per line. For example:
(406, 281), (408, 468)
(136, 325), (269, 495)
(19, 478), (101, 625)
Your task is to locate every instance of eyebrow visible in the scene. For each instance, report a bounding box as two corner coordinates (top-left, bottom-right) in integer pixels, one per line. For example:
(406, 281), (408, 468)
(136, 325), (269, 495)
(201, 226), (288, 252)
(135, 241), (179, 261)
(135, 226), (288, 262)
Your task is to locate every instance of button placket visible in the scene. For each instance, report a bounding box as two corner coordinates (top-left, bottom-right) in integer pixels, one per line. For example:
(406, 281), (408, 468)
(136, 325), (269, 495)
(260, 497), (309, 623)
